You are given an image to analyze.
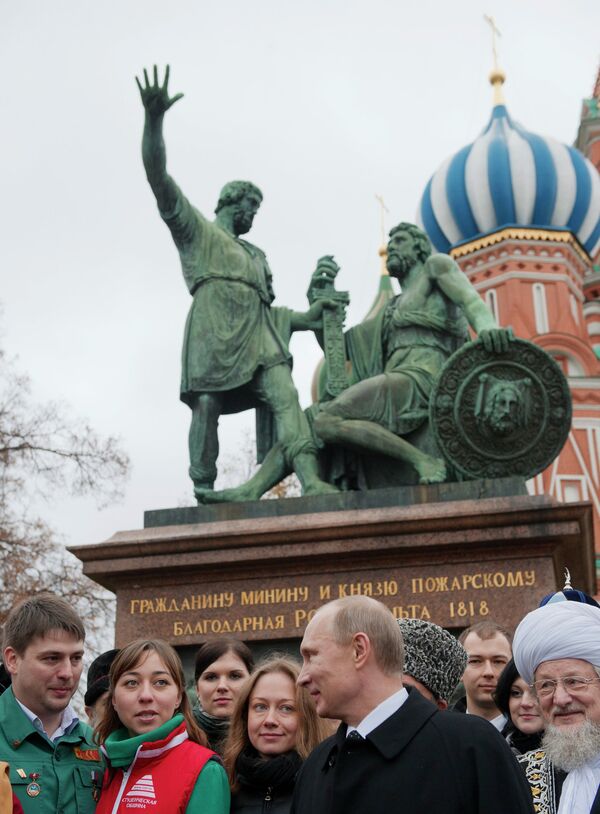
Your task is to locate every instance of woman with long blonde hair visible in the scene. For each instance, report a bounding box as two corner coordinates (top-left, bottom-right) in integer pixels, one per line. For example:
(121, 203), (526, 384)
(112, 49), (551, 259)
(223, 655), (331, 814)
(94, 639), (229, 814)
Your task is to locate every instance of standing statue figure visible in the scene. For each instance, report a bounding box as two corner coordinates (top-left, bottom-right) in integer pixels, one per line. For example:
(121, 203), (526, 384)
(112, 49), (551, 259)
(136, 66), (337, 501)
(202, 222), (513, 501)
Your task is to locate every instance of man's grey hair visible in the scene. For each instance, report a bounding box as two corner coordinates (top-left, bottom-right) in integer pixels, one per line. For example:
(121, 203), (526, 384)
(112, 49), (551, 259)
(327, 596), (404, 676)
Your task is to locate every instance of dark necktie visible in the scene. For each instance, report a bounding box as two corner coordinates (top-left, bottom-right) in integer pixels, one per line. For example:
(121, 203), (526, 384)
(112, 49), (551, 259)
(346, 730), (364, 749)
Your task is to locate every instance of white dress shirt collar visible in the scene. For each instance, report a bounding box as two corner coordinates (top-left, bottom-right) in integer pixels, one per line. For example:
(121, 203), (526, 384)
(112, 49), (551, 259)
(465, 707), (507, 733)
(488, 712), (508, 732)
(346, 687), (409, 739)
(15, 697), (79, 741)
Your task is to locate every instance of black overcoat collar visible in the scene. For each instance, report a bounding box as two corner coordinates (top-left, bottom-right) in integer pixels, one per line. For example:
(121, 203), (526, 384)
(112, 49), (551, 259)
(319, 687), (438, 770)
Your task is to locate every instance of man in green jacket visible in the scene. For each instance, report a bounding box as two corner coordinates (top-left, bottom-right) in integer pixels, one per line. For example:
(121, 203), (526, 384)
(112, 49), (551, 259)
(0, 595), (103, 814)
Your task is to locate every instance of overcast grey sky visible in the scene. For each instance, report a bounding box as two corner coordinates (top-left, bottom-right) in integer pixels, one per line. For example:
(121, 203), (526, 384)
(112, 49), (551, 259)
(1, 0), (598, 549)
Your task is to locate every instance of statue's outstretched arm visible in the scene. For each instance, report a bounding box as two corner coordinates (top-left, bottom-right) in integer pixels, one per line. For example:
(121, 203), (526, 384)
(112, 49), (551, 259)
(136, 65), (184, 213)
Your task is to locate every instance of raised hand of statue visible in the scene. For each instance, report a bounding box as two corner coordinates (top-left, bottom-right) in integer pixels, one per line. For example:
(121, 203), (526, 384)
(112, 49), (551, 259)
(307, 255), (340, 304)
(136, 64), (183, 118)
(479, 326), (515, 354)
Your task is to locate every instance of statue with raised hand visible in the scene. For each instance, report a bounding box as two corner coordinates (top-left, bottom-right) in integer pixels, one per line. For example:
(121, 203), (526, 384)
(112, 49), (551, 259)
(136, 65), (337, 501)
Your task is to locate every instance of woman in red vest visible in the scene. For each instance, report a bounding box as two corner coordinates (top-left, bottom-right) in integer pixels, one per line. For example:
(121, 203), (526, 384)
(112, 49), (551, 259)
(223, 656), (331, 814)
(95, 639), (229, 814)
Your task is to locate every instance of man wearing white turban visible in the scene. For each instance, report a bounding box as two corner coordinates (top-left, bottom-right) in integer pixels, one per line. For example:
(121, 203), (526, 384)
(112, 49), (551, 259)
(513, 600), (600, 814)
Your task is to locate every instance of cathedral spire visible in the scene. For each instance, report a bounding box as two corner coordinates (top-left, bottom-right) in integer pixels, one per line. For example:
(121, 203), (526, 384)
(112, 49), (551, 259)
(593, 60), (600, 101)
(575, 60), (600, 183)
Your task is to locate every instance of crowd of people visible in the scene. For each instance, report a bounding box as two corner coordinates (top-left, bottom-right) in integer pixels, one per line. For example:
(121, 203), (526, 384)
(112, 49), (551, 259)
(0, 578), (599, 813)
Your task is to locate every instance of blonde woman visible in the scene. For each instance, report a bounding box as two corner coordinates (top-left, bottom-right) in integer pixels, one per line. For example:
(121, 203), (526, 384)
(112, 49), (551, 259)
(223, 656), (331, 814)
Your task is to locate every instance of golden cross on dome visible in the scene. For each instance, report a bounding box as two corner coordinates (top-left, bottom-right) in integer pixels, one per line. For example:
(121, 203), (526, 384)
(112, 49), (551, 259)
(375, 194), (390, 276)
(375, 194), (389, 246)
(484, 14), (501, 71)
(483, 14), (506, 106)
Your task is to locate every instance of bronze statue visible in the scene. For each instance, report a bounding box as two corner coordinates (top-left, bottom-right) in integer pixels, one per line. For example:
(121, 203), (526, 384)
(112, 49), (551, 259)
(136, 66), (337, 501)
(200, 222), (514, 501)
(312, 222), (512, 480)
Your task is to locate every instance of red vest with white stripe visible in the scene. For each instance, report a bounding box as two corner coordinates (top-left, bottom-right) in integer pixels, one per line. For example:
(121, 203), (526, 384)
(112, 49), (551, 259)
(97, 722), (216, 814)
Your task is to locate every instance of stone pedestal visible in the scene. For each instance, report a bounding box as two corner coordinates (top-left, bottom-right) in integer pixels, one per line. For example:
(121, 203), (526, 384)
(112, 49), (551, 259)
(71, 478), (595, 655)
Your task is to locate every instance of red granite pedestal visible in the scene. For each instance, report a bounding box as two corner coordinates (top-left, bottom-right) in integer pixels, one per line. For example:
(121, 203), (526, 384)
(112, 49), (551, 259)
(71, 480), (595, 655)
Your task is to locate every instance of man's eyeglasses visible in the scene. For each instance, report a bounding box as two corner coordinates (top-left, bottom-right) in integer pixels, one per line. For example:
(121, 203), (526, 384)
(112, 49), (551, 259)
(530, 676), (600, 697)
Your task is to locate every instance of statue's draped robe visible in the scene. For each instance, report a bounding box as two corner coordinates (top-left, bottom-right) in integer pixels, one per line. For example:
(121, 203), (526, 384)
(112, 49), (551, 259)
(328, 294), (469, 429)
(159, 186), (292, 414)
(315, 293), (469, 487)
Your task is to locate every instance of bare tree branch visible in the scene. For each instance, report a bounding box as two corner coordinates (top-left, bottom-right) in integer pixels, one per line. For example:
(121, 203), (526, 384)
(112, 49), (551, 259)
(0, 341), (128, 710)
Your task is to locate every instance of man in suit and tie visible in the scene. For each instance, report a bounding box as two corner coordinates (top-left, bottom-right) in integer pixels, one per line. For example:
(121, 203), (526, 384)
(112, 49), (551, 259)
(292, 596), (533, 814)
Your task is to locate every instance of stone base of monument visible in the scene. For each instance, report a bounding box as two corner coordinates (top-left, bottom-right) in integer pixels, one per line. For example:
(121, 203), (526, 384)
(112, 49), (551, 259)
(71, 477), (595, 668)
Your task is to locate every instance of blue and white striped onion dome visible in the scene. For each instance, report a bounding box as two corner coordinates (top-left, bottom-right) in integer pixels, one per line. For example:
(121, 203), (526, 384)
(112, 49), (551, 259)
(417, 104), (600, 258)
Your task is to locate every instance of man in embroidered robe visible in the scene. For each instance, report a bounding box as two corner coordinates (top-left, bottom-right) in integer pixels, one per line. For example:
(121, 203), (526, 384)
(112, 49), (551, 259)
(513, 598), (600, 813)
(136, 65), (336, 501)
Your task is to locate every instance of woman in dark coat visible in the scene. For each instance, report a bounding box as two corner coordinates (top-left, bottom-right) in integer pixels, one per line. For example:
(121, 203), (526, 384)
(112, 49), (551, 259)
(494, 657), (544, 754)
(223, 656), (331, 814)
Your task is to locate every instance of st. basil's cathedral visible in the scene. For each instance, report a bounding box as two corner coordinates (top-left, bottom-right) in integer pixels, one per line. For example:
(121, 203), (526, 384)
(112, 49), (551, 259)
(361, 58), (600, 589)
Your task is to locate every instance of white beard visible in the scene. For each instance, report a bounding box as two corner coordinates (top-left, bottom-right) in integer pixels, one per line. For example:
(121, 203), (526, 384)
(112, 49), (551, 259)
(542, 720), (600, 771)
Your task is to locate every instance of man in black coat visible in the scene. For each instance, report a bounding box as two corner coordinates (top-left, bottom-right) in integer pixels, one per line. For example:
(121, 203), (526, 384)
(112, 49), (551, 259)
(292, 596), (534, 814)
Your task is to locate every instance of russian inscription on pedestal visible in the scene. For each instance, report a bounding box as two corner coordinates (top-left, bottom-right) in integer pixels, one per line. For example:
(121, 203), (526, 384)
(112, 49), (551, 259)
(119, 558), (552, 645)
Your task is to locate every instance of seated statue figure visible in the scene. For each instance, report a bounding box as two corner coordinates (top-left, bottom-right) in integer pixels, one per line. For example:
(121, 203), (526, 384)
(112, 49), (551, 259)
(200, 224), (513, 502)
